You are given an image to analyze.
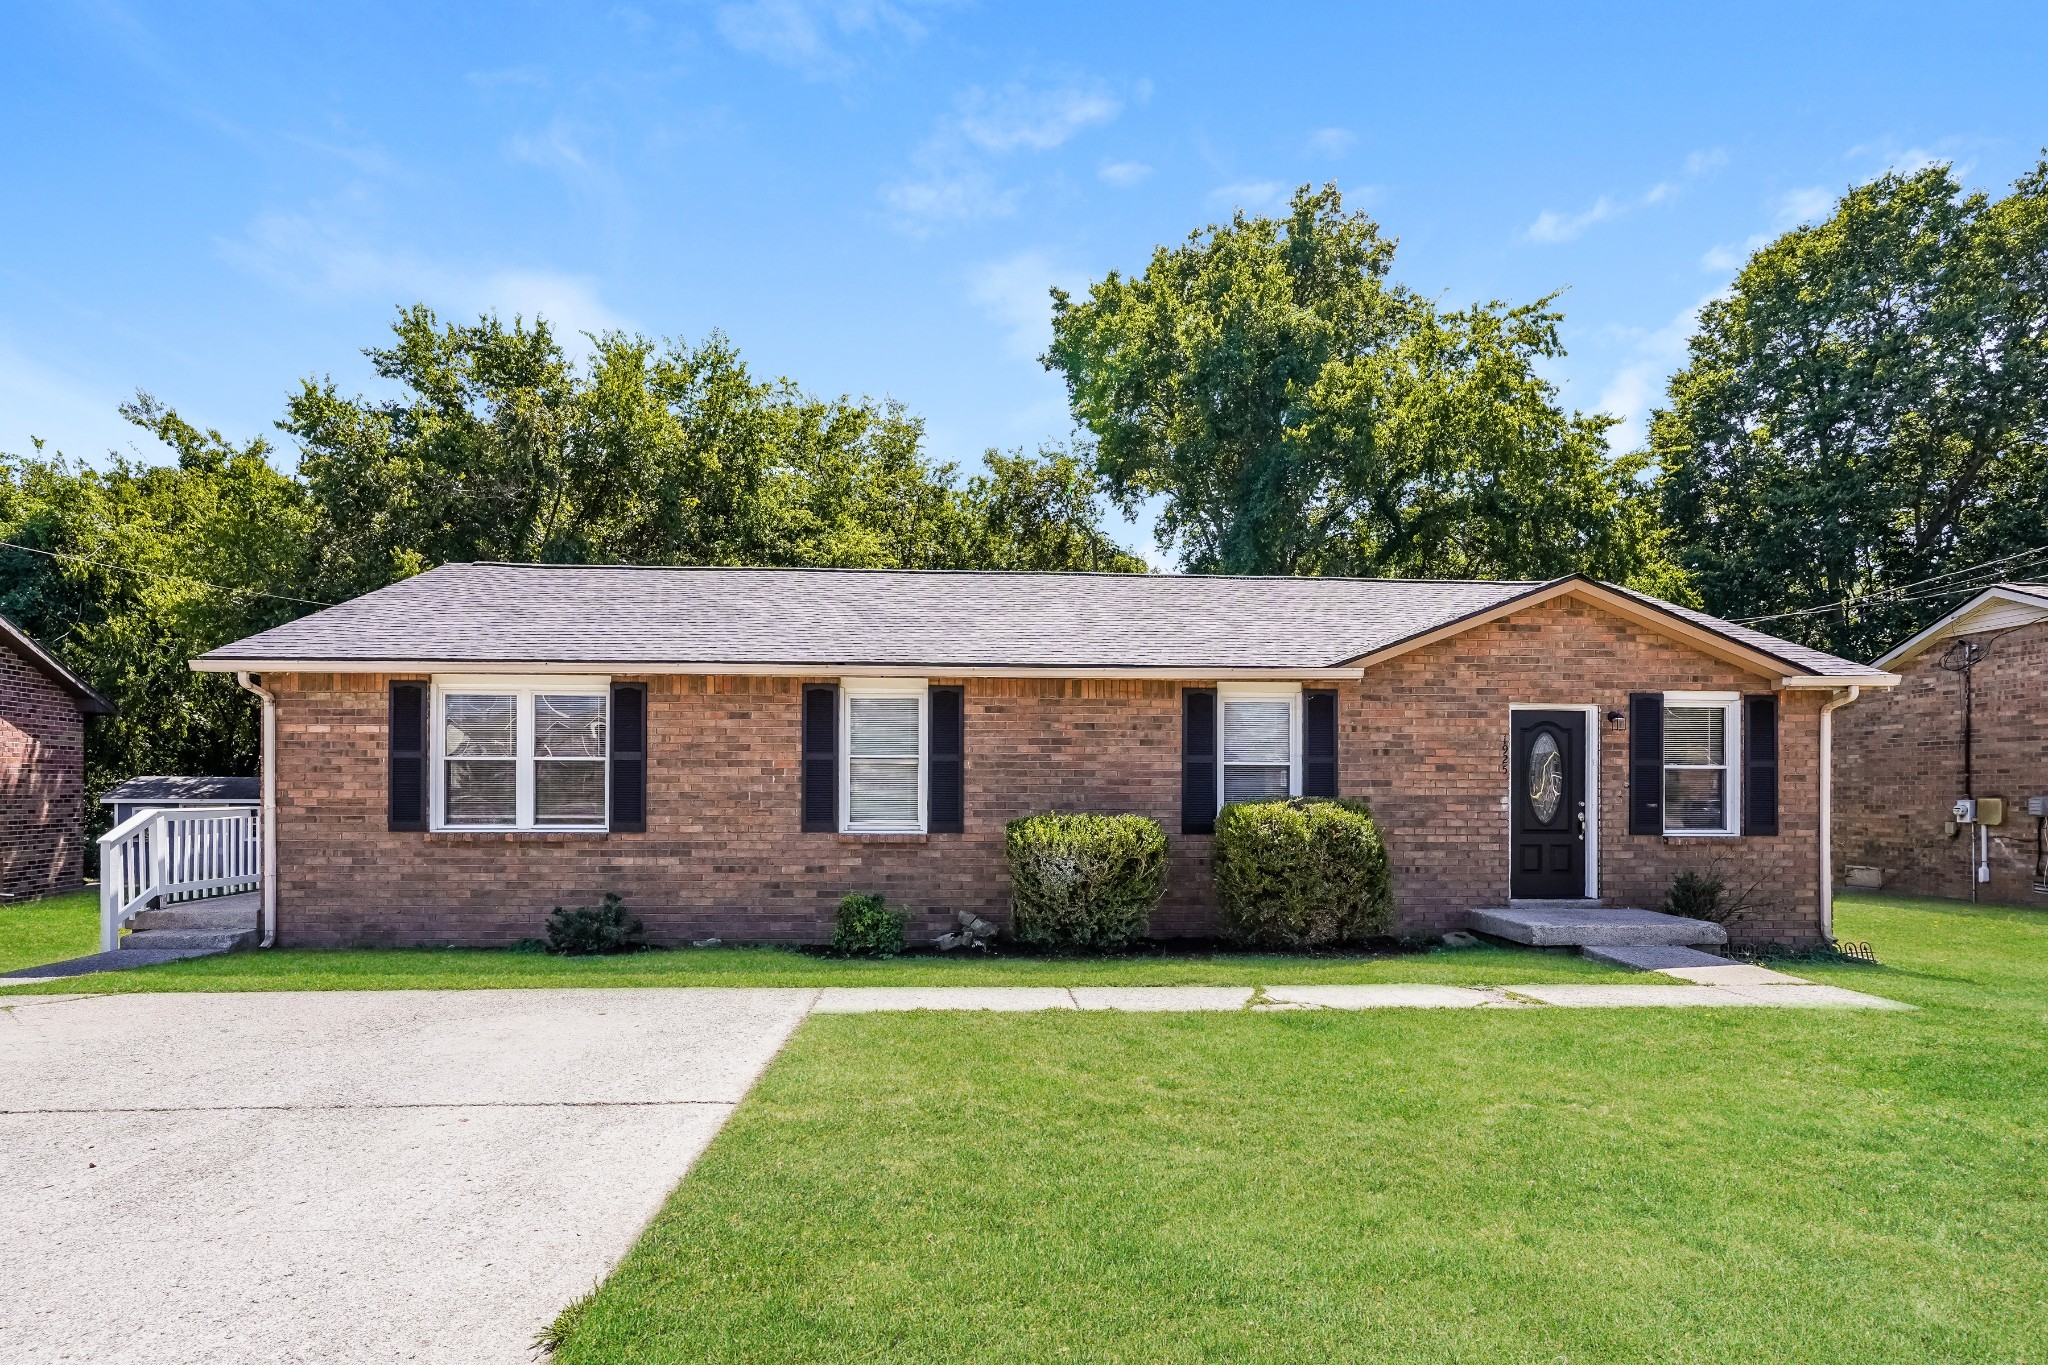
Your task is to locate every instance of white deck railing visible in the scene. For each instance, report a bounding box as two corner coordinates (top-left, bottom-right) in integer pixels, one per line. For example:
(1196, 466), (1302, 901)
(99, 806), (263, 952)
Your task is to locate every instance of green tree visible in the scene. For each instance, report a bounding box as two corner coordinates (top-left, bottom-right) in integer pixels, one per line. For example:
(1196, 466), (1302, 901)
(0, 400), (317, 819)
(1045, 182), (1683, 591)
(1653, 160), (2048, 659)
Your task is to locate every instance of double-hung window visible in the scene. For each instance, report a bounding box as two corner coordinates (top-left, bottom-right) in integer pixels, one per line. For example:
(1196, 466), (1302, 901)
(1662, 693), (1740, 835)
(435, 678), (609, 831)
(842, 679), (926, 833)
(1219, 684), (1301, 809)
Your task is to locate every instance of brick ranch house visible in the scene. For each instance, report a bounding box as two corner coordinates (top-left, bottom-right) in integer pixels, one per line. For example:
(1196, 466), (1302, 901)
(1835, 583), (2048, 904)
(191, 564), (1895, 949)
(2, 612), (114, 901)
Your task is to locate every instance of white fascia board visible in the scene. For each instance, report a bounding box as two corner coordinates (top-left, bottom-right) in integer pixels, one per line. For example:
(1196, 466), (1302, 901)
(1871, 586), (2048, 669)
(1779, 673), (1899, 689)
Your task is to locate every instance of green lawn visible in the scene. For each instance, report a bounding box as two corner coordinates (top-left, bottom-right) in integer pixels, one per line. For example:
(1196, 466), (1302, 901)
(0, 930), (1631, 992)
(0, 887), (98, 974)
(547, 893), (2048, 1363)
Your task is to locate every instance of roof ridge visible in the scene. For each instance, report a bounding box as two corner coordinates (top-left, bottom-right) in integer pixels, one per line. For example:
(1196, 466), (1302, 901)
(457, 561), (1547, 586)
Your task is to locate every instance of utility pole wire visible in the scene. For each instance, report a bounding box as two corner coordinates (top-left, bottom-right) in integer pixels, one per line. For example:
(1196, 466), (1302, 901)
(1734, 543), (2048, 625)
(0, 539), (335, 608)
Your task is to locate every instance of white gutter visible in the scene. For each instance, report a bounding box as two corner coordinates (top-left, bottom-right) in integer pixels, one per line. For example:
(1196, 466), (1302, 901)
(192, 660), (1368, 681)
(236, 671), (279, 948)
(1816, 685), (1861, 940)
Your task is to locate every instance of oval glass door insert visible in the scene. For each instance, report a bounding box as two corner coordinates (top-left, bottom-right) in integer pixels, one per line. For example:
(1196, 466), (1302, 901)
(1528, 731), (1564, 823)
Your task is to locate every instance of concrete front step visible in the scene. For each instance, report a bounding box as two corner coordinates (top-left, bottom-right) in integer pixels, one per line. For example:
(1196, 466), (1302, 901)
(1465, 905), (1728, 948)
(130, 892), (259, 934)
(120, 928), (258, 953)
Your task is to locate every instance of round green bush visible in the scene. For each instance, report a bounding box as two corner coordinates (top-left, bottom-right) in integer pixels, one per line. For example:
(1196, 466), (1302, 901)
(832, 892), (907, 958)
(1213, 798), (1391, 948)
(1004, 812), (1169, 951)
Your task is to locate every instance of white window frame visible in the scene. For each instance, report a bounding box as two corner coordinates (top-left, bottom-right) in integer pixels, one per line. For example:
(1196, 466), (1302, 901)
(430, 675), (611, 833)
(840, 678), (928, 834)
(1216, 682), (1303, 813)
(1661, 691), (1742, 837)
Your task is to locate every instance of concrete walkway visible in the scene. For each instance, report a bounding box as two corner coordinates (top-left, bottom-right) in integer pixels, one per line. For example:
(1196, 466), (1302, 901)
(0, 974), (1905, 1363)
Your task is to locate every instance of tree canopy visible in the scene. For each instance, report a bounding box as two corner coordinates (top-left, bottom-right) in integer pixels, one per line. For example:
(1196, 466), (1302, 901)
(2, 309), (1140, 813)
(1652, 160), (2048, 660)
(1044, 183), (1685, 594)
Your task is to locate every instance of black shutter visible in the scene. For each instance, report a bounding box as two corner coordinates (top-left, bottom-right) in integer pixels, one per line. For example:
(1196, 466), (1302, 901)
(1743, 693), (1780, 836)
(928, 685), (964, 834)
(1183, 688), (1218, 834)
(610, 682), (648, 833)
(388, 681), (428, 832)
(1302, 690), (1339, 798)
(801, 684), (839, 833)
(1629, 692), (1664, 835)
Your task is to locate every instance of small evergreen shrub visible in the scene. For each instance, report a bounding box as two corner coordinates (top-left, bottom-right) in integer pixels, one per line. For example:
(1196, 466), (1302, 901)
(1664, 867), (1728, 922)
(832, 892), (907, 958)
(1214, 798), (1391, 948)
(544, 893), (648, 956)
(1005, 812), (1169, 951)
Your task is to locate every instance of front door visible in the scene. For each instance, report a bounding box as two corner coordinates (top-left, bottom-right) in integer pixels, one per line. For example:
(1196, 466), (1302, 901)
(1511, 711), (1586, 899)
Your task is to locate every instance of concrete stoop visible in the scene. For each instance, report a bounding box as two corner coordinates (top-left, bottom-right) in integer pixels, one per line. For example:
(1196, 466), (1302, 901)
(1465, 904), (1728, 949)
(122, 893), (260, 956)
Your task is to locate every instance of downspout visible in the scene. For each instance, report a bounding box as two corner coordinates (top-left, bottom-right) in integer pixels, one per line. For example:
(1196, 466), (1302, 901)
(237, 671), (278, 948)
(1817, 685), (1860, 942)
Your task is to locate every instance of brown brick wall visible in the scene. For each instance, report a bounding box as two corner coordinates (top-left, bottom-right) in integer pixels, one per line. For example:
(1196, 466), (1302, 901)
(1833, 619), (2048, 904)
(1, 641), (88, 901)
(269, 593), (1830, 948)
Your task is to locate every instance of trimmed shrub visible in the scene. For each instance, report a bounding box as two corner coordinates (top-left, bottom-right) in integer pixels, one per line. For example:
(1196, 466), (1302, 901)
(1664, 867), (1727, 922)
(832, 892), (907, 958)
(1214, 798), (1391, 948)
(1005, 812), (1169, 951)
(545, 893), (648, 956)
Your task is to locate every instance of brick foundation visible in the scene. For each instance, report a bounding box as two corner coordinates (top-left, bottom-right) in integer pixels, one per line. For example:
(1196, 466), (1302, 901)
(1834, 619), (2048, 905)
(1, 641), (89, 901)
(269, 594), (1828, 947)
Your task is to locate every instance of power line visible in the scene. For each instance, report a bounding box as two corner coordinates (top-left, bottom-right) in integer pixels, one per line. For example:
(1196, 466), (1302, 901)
(1734, 543), (2048, 625)
(0, 539), (335, 608)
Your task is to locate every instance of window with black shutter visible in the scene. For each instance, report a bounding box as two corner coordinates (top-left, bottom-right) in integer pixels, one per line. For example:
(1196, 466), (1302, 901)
(801, 684), (839, 832)
(1742, 693), (1779, 836)
(1302, 689), (1339, 798)
(1628, 692), (1664, 835)
(609, 682), (648, 833)
(927, 685), (964, 834)
(388, 681), (428, 832)
(1182, 688), (1218, 834)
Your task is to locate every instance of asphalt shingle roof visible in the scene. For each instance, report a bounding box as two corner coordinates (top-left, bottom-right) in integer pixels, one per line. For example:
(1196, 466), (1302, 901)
(194, 562), (1877, 677)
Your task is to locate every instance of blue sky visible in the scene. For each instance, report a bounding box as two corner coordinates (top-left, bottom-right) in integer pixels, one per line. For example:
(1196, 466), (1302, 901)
(4, 1), (2045, 558)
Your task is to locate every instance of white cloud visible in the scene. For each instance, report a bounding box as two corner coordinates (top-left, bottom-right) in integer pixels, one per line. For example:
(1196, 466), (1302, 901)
(1528, 196), (1620, 244)
(1098, 160), (1152, 187)
(966, 250), (1084, 359)
(954, 79), (1121, 153)
(218, 210), (628, 345)
(1684, 147), (1730, 176)
(1304, 127), (1356, 158)
(1596, 295), (1714, 452)
(505, 118), (590, 172)
(713, 0), (925, 80)
(883, 74), (1126, 233)
(1774, 185), (1834, 225)
(1526, 149), (1728, 245)
(1208, 180), (1288, 214)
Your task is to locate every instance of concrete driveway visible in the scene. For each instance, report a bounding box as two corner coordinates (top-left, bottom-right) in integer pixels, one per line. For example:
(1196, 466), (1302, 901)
(0, 989), (815, 1365)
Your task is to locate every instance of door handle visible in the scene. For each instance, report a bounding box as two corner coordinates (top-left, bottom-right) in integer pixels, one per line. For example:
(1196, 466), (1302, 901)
(1576, 807), (1586, 838)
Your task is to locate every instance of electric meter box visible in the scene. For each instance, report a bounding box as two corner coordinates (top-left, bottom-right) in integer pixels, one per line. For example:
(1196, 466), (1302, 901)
(1953, 798), (1978, 823)
(1980, 798), (2005, 826)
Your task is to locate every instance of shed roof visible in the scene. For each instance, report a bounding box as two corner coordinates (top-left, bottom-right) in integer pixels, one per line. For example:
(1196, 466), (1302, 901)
(191, 562), (1887, 682)
(100, 775), (260, 805)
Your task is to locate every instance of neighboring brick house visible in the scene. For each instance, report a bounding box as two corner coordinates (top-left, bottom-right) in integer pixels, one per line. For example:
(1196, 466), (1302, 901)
(1, 613), (113, 901)
(1835, 583), (2048, 904)
(191, 564), (1894, 949)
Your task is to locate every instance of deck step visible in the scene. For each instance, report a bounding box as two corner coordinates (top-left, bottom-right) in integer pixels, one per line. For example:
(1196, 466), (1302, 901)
(1580, 944), (1737, 970)
(120, 928), (257, 953)
(1465, 905), (1728, 948)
